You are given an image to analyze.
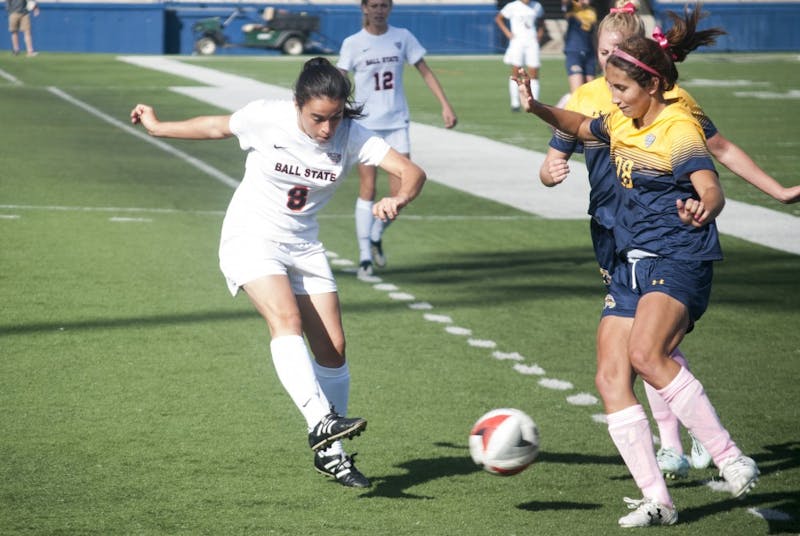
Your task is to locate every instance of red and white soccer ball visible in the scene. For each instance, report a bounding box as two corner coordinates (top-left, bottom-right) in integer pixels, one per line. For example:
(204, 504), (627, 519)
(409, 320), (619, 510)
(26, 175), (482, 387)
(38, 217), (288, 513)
(469, 408), (540, 476)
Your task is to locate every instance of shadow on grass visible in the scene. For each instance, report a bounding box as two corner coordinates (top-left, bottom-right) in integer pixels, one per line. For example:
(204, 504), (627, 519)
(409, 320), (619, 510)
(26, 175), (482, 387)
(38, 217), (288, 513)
(341, 244), (800, 313)
(361, 443), (624, 500)
(0, 309), (254, 336)
(7, 246), (797, 337)
(678, 491), (799, 533)
(517, 500), (602, 512)
(755, 441), (800, 478)
(361, 455), (476, 499)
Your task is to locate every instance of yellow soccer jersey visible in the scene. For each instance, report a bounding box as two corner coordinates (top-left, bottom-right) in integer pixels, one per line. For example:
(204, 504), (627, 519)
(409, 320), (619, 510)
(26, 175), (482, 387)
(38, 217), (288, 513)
(589, 104), (722, 259)
(549, 78), (720, 230)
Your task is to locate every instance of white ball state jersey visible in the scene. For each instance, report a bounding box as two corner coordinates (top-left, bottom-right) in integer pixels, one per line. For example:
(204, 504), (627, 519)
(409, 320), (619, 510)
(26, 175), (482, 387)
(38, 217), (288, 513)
(500, 0), (544, 43)
(337, 26), (426, 130)
(222, 99), (390, 244)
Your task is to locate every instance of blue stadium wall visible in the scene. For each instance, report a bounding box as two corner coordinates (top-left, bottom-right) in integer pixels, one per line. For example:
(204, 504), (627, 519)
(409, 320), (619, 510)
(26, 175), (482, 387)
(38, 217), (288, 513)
(649, 1), (800, 52)
(10, 1), (800, 55)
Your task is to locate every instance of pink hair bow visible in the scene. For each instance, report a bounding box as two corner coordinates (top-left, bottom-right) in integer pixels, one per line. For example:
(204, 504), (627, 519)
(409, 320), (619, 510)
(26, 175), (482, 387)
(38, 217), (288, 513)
(652, 26), (677, 59)
(652, 26), (669, 48)
(610, 2), (636, 14)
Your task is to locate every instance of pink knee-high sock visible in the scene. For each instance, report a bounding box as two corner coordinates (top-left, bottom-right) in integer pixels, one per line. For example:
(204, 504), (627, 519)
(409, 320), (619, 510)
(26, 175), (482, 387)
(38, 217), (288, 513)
(607, 405), (672, 506)
(644, 348), (689, 454)
(657, 367), (741, 467)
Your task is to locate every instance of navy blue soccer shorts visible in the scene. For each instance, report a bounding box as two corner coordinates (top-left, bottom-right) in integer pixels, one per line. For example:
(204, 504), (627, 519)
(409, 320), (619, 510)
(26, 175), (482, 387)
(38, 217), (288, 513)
(590, 219), (617, 287)
(565, 50), (597, 78)
(600, 255), (714, 324)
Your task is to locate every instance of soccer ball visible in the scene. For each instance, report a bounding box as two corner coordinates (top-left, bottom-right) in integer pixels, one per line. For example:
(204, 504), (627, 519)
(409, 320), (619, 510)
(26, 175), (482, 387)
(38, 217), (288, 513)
(469, 408), (539, 476)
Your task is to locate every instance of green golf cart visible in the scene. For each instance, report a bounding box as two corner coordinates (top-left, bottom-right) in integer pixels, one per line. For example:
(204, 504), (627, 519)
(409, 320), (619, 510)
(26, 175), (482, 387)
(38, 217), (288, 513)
(193, 7), (320, 56)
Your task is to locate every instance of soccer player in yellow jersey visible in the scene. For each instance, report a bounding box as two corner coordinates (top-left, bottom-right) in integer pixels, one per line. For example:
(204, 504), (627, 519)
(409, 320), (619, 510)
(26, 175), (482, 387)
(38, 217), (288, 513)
(517, 4), (761, 527)
(543, 0), (798, 487)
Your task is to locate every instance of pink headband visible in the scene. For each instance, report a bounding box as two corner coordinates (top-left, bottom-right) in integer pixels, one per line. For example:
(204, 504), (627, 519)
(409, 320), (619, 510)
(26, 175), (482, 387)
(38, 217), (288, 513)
(652, 26), (678, 60)
(611, 48), (661, 78)
(610, 2), (636, 14)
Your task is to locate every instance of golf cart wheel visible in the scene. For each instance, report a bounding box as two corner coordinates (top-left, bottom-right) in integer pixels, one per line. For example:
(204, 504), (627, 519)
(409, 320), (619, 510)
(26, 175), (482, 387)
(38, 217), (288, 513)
(195, 37), (217, 56)
(282, 36), (304, 56)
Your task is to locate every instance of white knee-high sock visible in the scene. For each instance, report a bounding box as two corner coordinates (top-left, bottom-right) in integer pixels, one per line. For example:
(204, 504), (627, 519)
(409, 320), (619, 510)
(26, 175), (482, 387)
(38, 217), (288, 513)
(269, 335), (330, 431)
(313, 362), (351, 457)
(509, 77), (520, 108)
(530, 78), (540, 100)
(370, 217), (390, 243)
(607, 405), (672, 507)
(355, 198), (374, 263)
(312, 361), (350, 417)
(644, 348), (689, 454)
(657, 367), (741, 467)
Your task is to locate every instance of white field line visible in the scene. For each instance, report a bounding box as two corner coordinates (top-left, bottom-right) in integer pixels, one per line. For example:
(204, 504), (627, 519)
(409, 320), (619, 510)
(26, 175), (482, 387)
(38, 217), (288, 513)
(46, 87), (241, 190)
(0, 67), (21, 85)
(334, 245), (600, 411)
(0, 204), (224, 215)
(0, 203), (537, 221)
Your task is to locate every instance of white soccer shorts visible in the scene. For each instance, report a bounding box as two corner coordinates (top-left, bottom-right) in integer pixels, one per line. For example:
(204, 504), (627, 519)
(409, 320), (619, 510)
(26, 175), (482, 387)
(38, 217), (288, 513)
(219, 236), (337, 297)
(503, 38), (541, 68)
(369, 127), (410, 155)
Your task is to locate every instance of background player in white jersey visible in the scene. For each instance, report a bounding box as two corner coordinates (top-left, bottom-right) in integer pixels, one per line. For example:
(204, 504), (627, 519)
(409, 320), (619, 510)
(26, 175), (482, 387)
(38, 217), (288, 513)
(130, 57), (426, 488)
(495, 0), (545, 111)
(338, 0), (457, 279)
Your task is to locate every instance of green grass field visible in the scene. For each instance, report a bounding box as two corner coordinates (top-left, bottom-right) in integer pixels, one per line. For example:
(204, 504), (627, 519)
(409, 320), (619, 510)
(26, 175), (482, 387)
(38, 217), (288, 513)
(1, 53), (799, 535)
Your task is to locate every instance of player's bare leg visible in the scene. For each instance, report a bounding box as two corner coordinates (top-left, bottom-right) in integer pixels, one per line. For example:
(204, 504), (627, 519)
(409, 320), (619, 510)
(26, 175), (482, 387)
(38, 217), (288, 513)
(632, 292), (758, 498)
(596, 315), (676, 526)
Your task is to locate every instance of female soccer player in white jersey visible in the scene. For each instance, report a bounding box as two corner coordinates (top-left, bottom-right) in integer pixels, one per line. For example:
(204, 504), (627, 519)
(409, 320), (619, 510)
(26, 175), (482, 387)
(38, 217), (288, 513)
(516, 6), (759, 527)
(338, 0), (457, 279)
(495, 0), (545, 111)
(130, 57), (426, 488)
(540, 0), (799, 484)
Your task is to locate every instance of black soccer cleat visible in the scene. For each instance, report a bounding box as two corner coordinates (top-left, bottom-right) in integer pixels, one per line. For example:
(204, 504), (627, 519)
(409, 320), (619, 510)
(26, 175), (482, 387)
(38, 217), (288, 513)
(308, 412), (367, 451)
(369, 239), (386, 268)
(314, 452), (371, 488)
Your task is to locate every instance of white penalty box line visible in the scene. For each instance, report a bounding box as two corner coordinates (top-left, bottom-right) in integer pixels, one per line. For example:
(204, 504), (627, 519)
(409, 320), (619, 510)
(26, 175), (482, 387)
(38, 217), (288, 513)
(46, 87), (241, 190)
(1, 204), (538, 222)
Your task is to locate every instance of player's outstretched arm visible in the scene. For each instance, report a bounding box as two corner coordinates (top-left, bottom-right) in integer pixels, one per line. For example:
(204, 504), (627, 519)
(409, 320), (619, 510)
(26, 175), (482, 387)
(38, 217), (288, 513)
(513, 69), (594, 140)
(372, 149), (426, 222)
(414, 59), (458, 129)
(707, 132), (800, 204)
(130, 104), (233, 140)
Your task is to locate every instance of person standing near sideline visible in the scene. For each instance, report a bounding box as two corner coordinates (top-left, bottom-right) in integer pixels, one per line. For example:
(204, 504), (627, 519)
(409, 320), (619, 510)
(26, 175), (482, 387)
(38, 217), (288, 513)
(6, 0), (38, 57)
(539, 0), (800, 482)
(495, 0), (545, 111)
(562, 0), (598, 93)
(517, 4), (759, 527)
(337, 0), (457, 279)
(130, 57), (427, 488)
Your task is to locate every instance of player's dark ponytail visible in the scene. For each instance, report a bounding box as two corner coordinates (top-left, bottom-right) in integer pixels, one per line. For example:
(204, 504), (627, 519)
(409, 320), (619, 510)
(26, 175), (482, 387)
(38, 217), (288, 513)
(294, 57), (364, 119)
(608, 2), (725, 91)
